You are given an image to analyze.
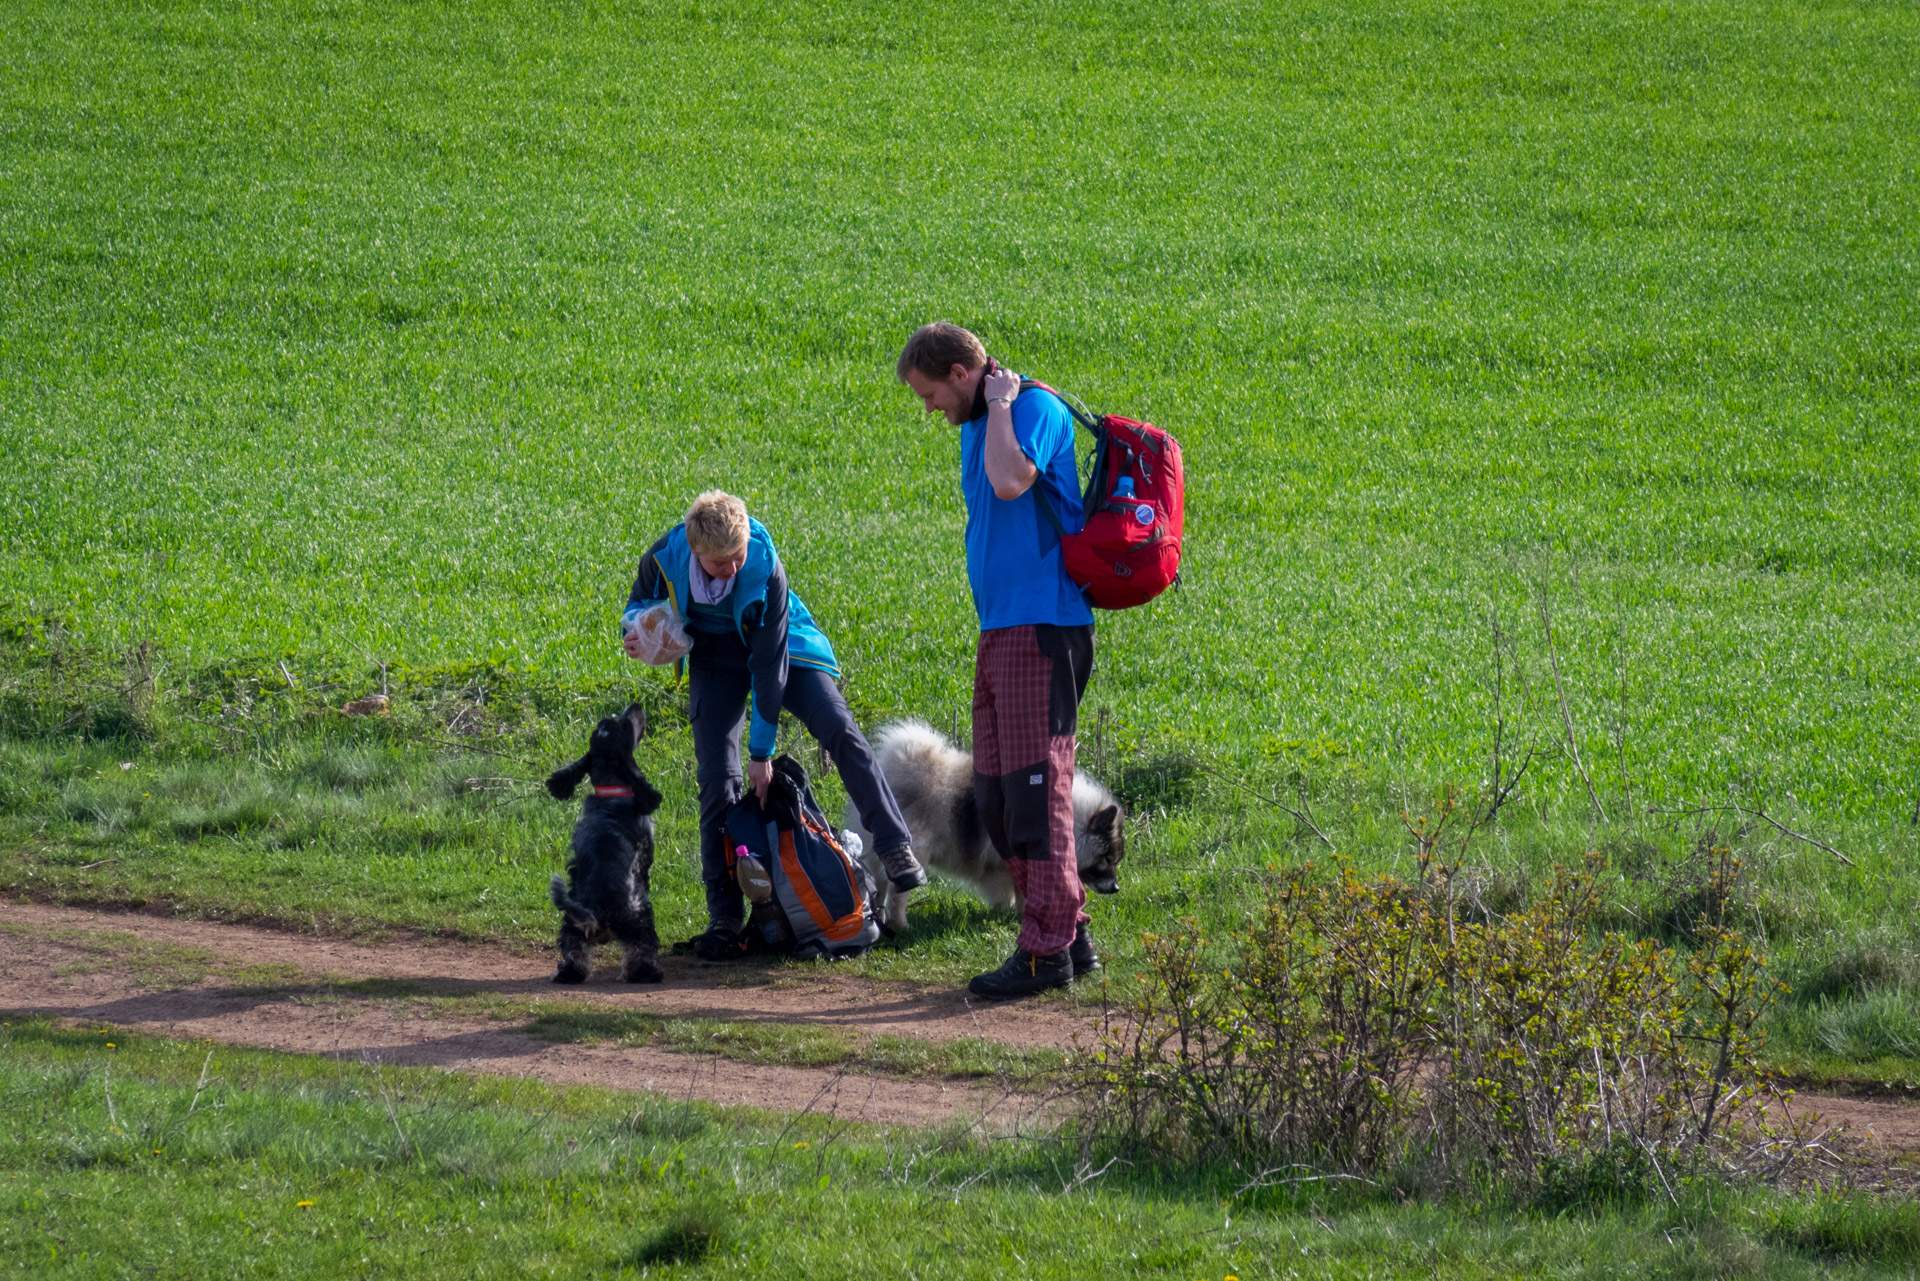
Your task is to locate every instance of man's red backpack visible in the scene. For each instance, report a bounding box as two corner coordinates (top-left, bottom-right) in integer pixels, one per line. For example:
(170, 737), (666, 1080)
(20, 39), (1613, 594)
(1022, 378), (1185, 610)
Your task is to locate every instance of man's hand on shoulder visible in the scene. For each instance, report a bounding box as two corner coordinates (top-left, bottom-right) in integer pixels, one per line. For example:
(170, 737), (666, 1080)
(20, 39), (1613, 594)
(982, 365), (1039, 499)
(983, 364), (1021, 407)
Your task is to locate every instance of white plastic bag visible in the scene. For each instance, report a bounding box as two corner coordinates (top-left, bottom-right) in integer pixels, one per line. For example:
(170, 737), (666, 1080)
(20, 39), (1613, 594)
(625, 602), (693, 666)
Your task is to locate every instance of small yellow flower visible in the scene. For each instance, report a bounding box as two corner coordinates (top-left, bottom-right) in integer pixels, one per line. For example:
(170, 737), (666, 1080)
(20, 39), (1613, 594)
(296, 1200), (315, 1209)
(792, 1142), (809, 1149)
(106, 1042), (116, 1048)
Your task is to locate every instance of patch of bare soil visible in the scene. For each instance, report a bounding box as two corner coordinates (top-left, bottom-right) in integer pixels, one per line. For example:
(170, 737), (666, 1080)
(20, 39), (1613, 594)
(5, 903), (1918, 1154)
(0, 903), (1085, 1128)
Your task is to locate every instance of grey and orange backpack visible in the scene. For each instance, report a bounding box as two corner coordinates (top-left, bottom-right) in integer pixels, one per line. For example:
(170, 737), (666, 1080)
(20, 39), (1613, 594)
(724, 756), (880, 959)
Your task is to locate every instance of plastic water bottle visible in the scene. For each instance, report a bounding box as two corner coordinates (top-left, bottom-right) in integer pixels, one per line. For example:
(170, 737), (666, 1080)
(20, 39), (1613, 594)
(733, 844), (773, 904)
(1113, 475), (1135, 500)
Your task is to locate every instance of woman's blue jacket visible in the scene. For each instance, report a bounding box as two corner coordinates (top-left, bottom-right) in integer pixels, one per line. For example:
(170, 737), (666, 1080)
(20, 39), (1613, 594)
(623, 518), (838, 758)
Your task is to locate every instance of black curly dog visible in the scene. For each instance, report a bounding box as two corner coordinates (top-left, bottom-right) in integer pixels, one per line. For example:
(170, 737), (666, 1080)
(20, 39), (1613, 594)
(545, 703), (665, 984)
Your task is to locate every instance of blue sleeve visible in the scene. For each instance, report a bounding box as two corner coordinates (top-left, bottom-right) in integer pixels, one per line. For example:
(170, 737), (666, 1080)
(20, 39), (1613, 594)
(623, 530), (675, 634)
(744, 562), (792, 759)
(748, 695), (779, 759)
(1013, 392), (1083, 531)
(1012, 393), (1071, 472)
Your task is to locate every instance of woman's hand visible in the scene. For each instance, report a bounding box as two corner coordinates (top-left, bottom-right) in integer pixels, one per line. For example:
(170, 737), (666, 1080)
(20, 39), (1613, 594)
(748, 757), (773, 803)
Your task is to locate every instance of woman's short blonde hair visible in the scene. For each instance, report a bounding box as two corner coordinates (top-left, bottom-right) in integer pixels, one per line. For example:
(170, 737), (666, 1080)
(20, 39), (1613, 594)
(684, 490), (750, 558)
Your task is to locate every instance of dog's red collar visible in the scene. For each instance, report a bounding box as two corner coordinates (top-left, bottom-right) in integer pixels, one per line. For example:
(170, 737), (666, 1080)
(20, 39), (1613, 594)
(591, 785), (633, 798)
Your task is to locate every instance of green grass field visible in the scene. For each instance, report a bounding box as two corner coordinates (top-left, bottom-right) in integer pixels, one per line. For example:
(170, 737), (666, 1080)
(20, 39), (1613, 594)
(6, 1020), (1918, 1279)
(3, 0), (1919, 1120)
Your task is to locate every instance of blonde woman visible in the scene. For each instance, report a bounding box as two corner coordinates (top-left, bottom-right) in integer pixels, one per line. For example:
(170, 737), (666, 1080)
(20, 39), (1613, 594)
(623, 491), (924, 960)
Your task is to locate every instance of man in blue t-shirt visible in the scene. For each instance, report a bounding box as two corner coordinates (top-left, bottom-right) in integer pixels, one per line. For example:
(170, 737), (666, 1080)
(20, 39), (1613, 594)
(898, 322), (1099, 999)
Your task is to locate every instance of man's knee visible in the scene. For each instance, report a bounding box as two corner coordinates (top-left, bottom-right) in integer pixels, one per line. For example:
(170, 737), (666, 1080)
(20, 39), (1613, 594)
(974, 771), (1012, 861)
(978, 766), (1057, 861)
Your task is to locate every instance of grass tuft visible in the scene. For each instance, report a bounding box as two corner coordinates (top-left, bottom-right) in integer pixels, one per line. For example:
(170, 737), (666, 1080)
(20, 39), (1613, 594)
(1763, 1193), (1920, 1264)
(632, 1206), (728, 1267)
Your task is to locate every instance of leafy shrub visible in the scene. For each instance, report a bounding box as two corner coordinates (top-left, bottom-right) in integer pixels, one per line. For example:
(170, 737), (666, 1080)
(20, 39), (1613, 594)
(1076, 850), (1788, 1197)
(1533, 1139), (1662, 1212)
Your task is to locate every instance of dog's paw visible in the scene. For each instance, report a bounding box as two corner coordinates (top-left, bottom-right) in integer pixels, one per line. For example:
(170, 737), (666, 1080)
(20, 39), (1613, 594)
(552, 965), (589, 985)
(624, 963), (664, 984)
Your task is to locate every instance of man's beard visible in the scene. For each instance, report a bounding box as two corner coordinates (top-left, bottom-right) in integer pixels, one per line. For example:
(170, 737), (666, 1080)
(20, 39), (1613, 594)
(952, 374), (987, 425)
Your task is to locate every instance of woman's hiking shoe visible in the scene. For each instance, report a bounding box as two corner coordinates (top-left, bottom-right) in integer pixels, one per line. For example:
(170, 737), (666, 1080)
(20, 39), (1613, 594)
(877, 844), (929, 893)
(967, 948), (1071, 1000)
(672, 921), (750, 963)
(1069, 922), (1101, 977)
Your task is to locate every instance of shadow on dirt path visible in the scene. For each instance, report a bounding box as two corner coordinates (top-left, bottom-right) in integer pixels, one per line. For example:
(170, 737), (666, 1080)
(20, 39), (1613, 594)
(0, 902), (1078, 1128)
(6, 902), (1919, 1149)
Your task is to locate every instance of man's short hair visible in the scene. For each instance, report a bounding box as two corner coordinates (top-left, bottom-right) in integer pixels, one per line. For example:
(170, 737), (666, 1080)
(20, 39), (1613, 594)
(896, 322), (987, 382)
(684, 490), (750, 558)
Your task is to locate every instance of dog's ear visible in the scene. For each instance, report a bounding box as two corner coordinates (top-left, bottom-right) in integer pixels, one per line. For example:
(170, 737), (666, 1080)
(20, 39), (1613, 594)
(1090, 804), (1124, 847)
(629, 771), (665, 816)
(546, 754), (591, 800)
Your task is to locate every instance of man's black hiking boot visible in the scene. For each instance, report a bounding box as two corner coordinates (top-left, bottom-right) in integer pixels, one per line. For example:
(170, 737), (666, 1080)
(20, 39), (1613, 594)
(877, 843), (928, 893)
(1069, 922), (1101, 977)
(967, 947), (1071, 1000)
(672, 921), (749, 963)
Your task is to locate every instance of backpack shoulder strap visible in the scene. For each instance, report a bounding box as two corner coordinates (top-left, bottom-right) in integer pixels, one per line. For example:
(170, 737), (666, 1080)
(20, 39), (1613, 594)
(1018, 379), (1100, 434)
(1014, 379), (1080, 537)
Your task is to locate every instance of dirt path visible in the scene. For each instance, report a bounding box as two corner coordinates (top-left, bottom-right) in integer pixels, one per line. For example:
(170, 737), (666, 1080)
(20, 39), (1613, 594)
(6, 902), (1919, 1151)
(0, 902), (1085, 1128)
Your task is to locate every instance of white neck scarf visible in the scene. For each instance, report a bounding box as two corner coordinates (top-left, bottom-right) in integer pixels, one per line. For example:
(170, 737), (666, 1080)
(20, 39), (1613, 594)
(689, 557), (737, 606)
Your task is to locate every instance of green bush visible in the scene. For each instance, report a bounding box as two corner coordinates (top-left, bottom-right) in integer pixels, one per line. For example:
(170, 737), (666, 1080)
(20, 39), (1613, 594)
(1077, 850), (1787, 1197)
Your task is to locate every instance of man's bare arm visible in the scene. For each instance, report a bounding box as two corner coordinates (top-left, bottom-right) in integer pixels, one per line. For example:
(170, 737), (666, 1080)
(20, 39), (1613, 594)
(981, 364), (1038, 499)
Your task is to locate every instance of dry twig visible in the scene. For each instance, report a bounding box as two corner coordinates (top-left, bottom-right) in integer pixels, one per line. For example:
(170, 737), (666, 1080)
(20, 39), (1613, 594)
(1189, 761), (1334, 849)
(1649, 803), (1856, 868)
(186, 1049), (217, 1118)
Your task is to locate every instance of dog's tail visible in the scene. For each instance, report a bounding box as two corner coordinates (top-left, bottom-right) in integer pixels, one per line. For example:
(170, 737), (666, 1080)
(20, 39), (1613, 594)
(873, 718), (960, 774)
(549, 875), (598, 929)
